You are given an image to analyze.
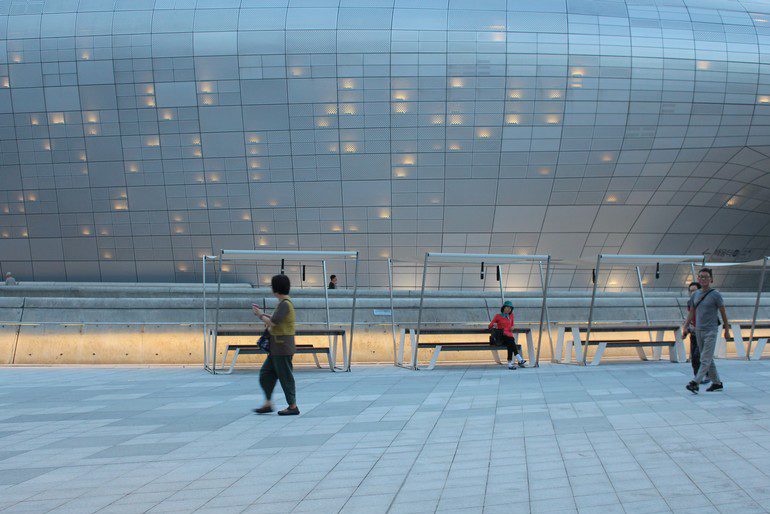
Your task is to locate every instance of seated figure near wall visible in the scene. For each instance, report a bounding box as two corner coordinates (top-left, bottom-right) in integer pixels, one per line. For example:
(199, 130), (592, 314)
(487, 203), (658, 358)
(489, 300), (526, 370)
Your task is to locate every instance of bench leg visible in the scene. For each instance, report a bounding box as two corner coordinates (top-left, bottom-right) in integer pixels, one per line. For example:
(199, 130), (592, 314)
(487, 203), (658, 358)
(329, 335), (338, 370)
(572, 325), (584, 364)
(325, 349), (334, 371)
(732, 323), (747, 359)
(426, 345), (442, 370)
(715, 331), (727, 359)
(674, 328), (686, 362)
(410, 330), (419, 370)
(224, 348), (239, 375)
(652, 330), (664, 360)
(590, 343), (606, 366)
(635, 345), (648, 361)
(397, 328), (406, 367)
(341, 333), (349, 371)
(554, 327), (565, 363)
(311, 351), (322, 369)
(565, 339), (575, 363)
(491, 348), (502, 365)
(525, 332), (535, 363)
(753, 338), (767, 360)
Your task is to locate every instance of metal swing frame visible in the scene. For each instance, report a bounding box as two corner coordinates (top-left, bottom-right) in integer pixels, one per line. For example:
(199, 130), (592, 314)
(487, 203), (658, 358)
(387, 252), (552, 368)
(690, 257), (770, 360)
(202, 249), (359, 374)
(582, 254), (705, 366)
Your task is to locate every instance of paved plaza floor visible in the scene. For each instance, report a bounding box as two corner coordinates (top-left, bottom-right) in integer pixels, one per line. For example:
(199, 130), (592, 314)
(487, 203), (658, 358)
(1, 360), (770, 514)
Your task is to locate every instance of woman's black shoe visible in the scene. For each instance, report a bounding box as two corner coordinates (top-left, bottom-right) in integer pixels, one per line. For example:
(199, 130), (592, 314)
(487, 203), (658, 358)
(278, 406), (300, 416)
(253, 406), (274, 414)
(686, 381), (699, 394)
(706, 383), (723, 392)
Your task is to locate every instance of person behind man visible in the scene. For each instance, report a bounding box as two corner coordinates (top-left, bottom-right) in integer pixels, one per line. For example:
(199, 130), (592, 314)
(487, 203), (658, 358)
(489, 300), (527, 369)
(328, 274), (337, 289)
(4, 272), (17, 286)
(251, 274), (300, 415)
(685, 281), (709, 384)
(683, 268), (729, 394)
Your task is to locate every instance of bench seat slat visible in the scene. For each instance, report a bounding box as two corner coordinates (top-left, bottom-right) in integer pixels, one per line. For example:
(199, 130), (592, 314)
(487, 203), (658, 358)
(215, 329), (345, 336)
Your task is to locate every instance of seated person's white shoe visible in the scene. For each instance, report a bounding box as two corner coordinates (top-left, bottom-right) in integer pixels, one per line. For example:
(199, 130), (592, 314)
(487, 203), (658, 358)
(507, 361), (516, 370)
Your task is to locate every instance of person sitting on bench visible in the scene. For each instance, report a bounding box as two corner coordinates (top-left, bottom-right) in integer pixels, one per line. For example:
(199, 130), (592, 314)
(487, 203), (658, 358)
(489, 300), (526, 369)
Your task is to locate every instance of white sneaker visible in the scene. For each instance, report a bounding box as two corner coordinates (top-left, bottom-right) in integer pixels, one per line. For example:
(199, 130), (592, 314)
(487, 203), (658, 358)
(507, 361), (516, 370)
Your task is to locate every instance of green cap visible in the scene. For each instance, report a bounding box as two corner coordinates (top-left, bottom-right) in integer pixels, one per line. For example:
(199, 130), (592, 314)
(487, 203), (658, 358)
(502, 300), (513, 308)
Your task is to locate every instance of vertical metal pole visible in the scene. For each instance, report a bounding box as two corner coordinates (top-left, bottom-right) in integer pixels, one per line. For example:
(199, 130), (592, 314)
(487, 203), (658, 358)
(535, 257), (552, 367)
(322, 260), (332, 353)
(212, 251), (224, 374)
(388, 258), (399, 366)
(748, 256), (767, 360)
(636, 266), (654, 344)
(414, 252), (430, 367)
(690, 263), (697, 283)
(537, 260), (554, 366)
(347, 252), (359, 372)
(583, 254), (602, 365)
(202, 255), (208, 371)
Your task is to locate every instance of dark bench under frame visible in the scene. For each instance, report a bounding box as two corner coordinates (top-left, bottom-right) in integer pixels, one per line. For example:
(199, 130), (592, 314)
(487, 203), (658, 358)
(555, 324), (685, 365)
(212, 328), (347, 374)
(401, 326), (533, 370)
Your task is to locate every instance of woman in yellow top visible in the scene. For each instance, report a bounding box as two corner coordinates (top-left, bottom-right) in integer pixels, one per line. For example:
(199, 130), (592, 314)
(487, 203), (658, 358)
(251, 274), (299, 416)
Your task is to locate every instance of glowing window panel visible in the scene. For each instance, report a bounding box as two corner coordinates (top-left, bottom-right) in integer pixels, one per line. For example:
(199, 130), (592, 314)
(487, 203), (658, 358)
(393, 103), (409, 114)
(506, 115), (520, 125)
(449, 78), (464, 88)
(448, 115), (464, 125)
(49, 113), (65, 124)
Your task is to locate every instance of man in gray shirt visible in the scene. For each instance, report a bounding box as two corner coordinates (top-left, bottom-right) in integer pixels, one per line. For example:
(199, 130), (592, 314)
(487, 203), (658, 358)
(682, 267), (730, 393)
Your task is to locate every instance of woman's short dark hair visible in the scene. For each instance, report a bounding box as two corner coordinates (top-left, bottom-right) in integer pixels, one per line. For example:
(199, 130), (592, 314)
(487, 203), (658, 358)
(271, 274), (291, 295)
(699, 267), (713, 278)
(688, 281), (701, 290)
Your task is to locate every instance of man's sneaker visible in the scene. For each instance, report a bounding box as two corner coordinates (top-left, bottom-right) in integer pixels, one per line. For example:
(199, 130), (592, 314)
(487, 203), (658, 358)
(277, 406), (300, 416)
(706, 383), (723, 392)
(518, 360), (527, 368)
(686, 381), (699, 394)
(253, 405), (274, 414)
(507, 362), (516, 370)
(700, 378), (711, 385)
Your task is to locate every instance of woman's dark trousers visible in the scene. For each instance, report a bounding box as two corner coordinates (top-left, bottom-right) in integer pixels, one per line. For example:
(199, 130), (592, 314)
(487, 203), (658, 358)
(500, 335), (521, 361)
(259, 355), (296, 405)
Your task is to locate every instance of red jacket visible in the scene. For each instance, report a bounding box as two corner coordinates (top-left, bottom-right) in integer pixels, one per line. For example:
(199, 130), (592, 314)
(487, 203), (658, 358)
(489, 313), (514, 337)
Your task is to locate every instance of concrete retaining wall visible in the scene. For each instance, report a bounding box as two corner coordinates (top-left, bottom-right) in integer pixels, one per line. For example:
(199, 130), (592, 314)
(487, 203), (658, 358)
(2, 282), (770, 365)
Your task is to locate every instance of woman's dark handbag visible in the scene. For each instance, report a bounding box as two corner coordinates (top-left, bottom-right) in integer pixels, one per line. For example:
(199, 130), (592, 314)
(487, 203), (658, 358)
(489, 328), (505, 346)
(257, 329), (271, 352)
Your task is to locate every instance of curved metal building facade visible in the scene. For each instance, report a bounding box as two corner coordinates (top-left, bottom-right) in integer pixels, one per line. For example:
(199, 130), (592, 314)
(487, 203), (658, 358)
(1, 0), (770, 289)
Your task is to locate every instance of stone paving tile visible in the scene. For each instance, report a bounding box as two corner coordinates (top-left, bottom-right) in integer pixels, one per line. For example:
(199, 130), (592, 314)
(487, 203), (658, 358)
(0, 361), (768, 513)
